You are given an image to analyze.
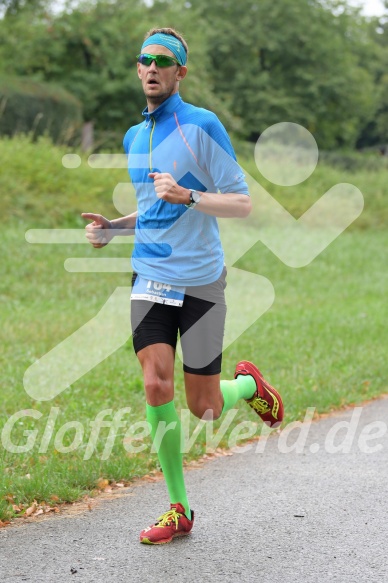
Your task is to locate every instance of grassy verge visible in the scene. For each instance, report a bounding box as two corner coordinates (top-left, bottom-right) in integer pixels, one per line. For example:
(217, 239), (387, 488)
(0, 136), (387, 522)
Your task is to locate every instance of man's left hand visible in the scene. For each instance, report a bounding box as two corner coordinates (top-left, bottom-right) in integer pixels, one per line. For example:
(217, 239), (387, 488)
(149, 172), (190, 205)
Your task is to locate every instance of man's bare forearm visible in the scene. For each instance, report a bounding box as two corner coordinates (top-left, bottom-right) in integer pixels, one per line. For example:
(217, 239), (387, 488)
(149, 173), (252, 218)
(187, 191), (252, 218)
(110, 211), (137, 236)
(110, 211), (138, 231)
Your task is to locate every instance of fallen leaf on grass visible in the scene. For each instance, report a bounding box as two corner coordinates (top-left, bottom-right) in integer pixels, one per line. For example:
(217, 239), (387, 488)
(18, 502), (60, 519)
(25, 502), (38, 517)
(96, 478), (129, 493)
(185, 460), (205, 468)
(43, 506), (59, 514)
(215, 447), (233, 456)
(142, 471), (163, 483)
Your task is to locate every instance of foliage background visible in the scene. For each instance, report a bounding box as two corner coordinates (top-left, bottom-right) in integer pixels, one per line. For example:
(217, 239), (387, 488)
(0, 0), (387, 150)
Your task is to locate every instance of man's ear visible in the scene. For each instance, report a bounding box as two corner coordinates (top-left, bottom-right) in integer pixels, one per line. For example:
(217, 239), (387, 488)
(176, 66), (188, 81)
(137, 62), (142, 79)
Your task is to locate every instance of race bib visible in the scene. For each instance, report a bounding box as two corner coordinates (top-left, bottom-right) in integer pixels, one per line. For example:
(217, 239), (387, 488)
(131, 275), (185, 307)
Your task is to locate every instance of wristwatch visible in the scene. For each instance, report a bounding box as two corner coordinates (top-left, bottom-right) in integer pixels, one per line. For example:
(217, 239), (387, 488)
(185, 189), (202, 209)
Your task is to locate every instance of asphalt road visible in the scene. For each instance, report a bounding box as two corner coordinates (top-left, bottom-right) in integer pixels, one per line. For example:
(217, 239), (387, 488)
(1, 397), (388, 583)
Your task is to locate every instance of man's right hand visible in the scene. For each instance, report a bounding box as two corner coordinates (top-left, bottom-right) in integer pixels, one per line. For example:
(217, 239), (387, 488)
(81, 213), (113, 248)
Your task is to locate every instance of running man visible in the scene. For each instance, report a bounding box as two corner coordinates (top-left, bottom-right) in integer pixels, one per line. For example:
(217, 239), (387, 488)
(82, 27), (284, 545)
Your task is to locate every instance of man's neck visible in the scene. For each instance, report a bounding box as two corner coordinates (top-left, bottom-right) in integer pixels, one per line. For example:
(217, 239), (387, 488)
(146, 88), (178, 113)
(146, 98), (165, 113)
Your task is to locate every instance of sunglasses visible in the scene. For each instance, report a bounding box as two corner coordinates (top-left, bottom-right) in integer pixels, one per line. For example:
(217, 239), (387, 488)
(136, 53), (180, 68)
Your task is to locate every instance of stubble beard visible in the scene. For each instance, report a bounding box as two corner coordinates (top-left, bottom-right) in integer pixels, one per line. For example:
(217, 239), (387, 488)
(144, 81), (177, 108)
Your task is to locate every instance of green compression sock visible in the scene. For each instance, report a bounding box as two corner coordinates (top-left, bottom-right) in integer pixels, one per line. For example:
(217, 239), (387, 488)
(220, 375), (256, 414)
(146, 401), (191, 520)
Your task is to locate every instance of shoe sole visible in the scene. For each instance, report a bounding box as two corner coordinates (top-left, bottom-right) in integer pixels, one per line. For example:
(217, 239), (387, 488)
(140, 532), (192, 545)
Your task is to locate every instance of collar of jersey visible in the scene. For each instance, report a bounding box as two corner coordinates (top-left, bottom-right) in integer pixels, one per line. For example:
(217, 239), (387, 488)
(142, 93), (183, 123)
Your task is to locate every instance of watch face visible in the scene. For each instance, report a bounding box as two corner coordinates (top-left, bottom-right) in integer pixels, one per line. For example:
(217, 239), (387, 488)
(192, 190), (201, 204)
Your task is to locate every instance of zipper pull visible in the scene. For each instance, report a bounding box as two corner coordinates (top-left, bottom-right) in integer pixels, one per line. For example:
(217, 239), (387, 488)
(146, 115), (155, 129)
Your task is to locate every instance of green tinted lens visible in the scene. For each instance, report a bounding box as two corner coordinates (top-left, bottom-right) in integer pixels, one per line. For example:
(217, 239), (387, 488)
(155, 54), (178, 67)
(136, 53), (178, 67)
(137, 54), (152, 66)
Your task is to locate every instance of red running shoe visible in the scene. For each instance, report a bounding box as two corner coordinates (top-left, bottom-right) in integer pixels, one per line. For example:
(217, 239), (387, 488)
(235, 360), (284, 427)
(139, 503), (194, 545)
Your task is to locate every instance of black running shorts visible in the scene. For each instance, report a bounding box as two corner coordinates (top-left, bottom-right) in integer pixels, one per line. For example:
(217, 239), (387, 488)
(130, 268), (227, 375)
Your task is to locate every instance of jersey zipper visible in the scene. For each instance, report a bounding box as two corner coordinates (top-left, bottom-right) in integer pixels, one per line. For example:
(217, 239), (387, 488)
(148, 116), (155, 172)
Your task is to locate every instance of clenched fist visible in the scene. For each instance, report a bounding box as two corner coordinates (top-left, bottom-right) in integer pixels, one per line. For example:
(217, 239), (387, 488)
(149, 172), (190, 205)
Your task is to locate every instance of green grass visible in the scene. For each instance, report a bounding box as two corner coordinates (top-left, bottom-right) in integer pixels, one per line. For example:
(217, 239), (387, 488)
(0, 136), (387, 521)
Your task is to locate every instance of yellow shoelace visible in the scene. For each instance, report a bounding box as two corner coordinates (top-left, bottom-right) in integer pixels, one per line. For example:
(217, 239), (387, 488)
(155, 508), (182, 529)
(250, 396), (271, 414)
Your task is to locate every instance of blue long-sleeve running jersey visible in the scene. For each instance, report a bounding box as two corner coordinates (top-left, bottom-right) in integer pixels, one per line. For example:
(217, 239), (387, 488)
(123, 93), (249, 286)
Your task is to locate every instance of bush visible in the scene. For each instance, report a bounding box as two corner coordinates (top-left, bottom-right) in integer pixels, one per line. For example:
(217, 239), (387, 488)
(319, 149), (388, 172)
(0, 76), (82, 144)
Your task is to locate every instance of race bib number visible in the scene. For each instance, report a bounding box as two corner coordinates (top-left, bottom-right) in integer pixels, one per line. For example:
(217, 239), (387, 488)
(131, 276), (185, 307)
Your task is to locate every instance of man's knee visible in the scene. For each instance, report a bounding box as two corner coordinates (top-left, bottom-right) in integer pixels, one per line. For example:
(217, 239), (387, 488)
(188, 401), (223, 421)
(144, 377), (173, 407)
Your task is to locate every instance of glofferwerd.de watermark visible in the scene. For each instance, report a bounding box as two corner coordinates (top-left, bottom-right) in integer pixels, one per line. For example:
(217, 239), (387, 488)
(1, 406), (386, 460)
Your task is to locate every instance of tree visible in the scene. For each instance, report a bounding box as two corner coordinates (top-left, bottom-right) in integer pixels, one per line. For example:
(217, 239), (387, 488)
(0, 0), (244, 142)
(356, 5), (388, 147)
(0, 0), (49, 18)
(0, 0), (147, 141)
(192, 0), (378, 148)
(0, 0), (385, 149)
